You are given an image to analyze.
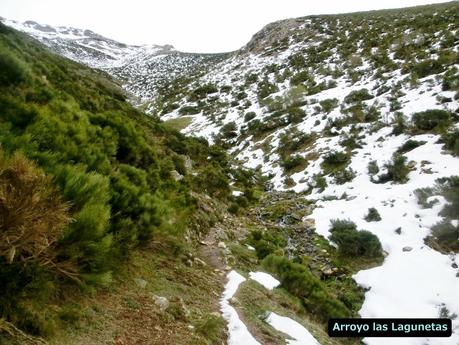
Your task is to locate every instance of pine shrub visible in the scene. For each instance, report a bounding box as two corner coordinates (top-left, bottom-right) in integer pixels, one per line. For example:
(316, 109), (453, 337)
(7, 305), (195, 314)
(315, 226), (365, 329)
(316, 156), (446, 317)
(329, 219), (382, 257)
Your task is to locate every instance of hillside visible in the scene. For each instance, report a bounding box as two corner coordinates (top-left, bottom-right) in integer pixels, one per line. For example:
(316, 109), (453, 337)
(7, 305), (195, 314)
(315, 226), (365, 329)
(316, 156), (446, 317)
(0, 21), (260, 345)
(156, 2), (459, 344)
(1, 2), (459, 345)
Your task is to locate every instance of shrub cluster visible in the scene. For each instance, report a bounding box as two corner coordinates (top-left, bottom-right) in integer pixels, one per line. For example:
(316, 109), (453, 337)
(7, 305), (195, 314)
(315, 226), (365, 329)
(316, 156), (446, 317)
(262, 254), (350, 321)
(329, 219), (383, 257)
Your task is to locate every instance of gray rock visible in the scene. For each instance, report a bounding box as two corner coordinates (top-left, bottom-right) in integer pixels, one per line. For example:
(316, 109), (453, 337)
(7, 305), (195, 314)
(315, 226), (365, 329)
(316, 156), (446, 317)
(402, 246), (413, 252)
(171, 170), (184, 181)
(134, 278), (147, 289)
(217, 241), (227, 249)
(153, 295), (169, 312)
(452, 263), (458, 269)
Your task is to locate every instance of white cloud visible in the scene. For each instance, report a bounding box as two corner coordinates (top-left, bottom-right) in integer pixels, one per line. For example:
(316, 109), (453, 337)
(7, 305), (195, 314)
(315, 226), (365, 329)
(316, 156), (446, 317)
(0, 0), (449, 52)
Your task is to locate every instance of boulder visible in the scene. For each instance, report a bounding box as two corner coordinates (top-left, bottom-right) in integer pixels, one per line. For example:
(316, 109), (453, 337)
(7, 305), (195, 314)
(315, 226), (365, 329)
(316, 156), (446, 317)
(152, 295), (169, 312)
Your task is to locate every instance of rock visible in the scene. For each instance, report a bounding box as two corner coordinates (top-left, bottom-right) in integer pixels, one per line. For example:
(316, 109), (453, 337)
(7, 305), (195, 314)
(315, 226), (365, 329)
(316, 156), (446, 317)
(452, 263), (458, 269)
(171, 170), (184, 181)
(185, 259), (193, 267)
(407, 161), (417, 169)
(322, 268), (333, 276)
(134, 278), (147, 289)
(152, 295), (169, 312)
(210, 312), (221, 318)
(394, 227), (402, 235)
(224, 265), (232, 271)
(402, 246), (413, 252)
(183, 155), (193, 170)
(303, 218), (315, 230)
(217, 241), (227, 249)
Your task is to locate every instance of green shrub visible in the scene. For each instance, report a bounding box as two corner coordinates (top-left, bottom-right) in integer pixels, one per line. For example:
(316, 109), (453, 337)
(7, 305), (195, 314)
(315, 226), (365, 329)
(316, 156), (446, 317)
(244, 112), (256, 122)
(278, 131), (313, 157)
(379, 154), (410, 183)
(262, 254), (350, 321)
(179, 105), (201, 115)
(396, 139), (426, 154)
(257, 79), (279, 99)
(364, 208), (382, 222)
(220, 85), (232, 93)
(290, 71), (315, 86)
(189, 83), (218, 101)
(220, 121), (238, 139)
(281, 155), (306, 171)
(329, 219), (383, 258)
(319, 98), (339, 113)
(0, 50), (28, 86)
(412, 109), (451, 131)
(344, 89), (374, 104)
(195, 314), (225, 342)
(287, 106), (306, 124)
(228, 203), (239, 214)
(322, 151), (350, 167)
(392, 112), (408, 135)
(411, 59), (444, 78)
(424, 176), (459, 253)
(333, 168), (356, 185)
(249, 230), (286, 259)
(441, 129), (459, 156)
(442, 67), (459, 91)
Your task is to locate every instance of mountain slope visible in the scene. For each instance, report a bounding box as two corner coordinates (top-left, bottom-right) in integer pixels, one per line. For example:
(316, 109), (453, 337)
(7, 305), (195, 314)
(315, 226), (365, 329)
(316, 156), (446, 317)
(155, 2), (459, 345)
(0, 21), (252, 344)
(0, 18), (231, 105)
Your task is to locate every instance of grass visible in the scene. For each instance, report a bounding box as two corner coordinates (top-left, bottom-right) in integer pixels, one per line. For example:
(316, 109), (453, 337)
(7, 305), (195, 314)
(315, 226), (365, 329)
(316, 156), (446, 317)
(163, 116), (194, 131)
(235, 279), (348, 345)
(42, 238), (226, 345)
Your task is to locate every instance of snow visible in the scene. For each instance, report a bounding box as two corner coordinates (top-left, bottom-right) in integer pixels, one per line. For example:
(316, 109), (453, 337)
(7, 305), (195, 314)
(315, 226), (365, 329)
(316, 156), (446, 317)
(266, 312), (321, 345)
(220, 271), (261, 345)
(249, 272), (280, 290)
(310, 129), (459, 345)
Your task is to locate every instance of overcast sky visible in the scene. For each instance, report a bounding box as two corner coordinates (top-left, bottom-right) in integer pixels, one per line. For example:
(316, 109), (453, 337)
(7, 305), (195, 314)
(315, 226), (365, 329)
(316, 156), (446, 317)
(0, 0), (450, 53)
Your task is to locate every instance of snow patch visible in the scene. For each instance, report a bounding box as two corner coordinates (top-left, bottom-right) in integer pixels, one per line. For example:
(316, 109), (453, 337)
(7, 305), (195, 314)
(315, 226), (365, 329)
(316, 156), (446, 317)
(249, 272), (280, 290)
(220, 271), (261, 345)
(266, 312), (321, 345)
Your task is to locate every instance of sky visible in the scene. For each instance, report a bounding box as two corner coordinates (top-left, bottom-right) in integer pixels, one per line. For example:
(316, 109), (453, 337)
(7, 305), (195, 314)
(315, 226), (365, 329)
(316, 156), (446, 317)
(0, 0), (451, 53)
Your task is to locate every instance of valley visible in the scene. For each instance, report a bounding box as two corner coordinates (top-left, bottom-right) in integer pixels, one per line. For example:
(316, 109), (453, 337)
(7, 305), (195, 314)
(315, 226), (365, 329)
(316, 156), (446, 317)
(0, 2), (459, 345)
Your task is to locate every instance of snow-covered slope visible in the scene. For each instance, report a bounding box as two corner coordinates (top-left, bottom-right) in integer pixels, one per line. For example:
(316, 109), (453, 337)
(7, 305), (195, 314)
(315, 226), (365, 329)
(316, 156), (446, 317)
(0, 18), (230, 103)
(158, 3), (459, 344)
